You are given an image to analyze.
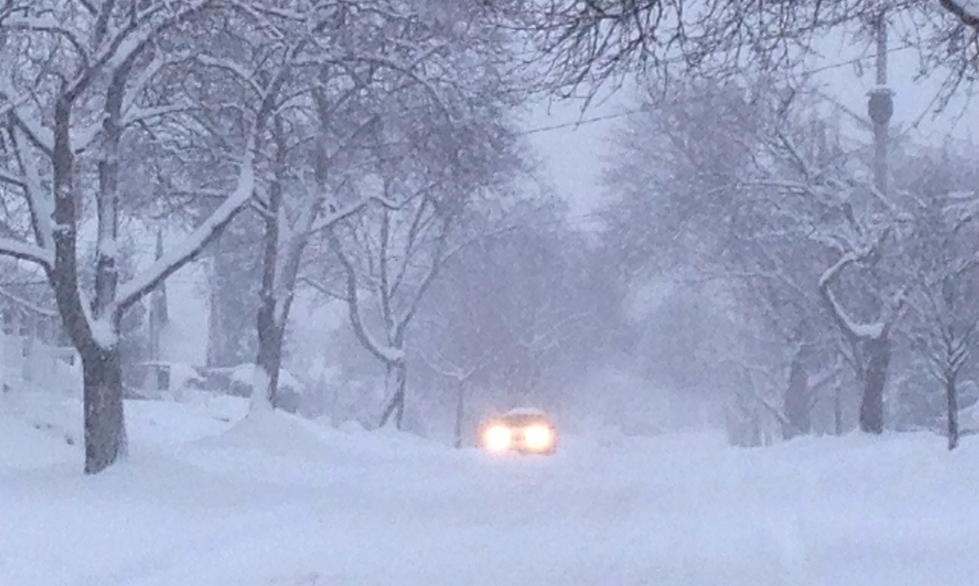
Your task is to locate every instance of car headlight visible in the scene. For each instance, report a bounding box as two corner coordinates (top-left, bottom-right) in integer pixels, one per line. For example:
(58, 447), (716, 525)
(483, 425), (512, 451)
(523, 424), (553, 451)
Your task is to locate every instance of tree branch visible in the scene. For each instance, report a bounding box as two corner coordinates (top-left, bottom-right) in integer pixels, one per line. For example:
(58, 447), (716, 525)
(940, 0), (979, 30)
(327, 225), (405, 364)
(0, 237), (54, 269)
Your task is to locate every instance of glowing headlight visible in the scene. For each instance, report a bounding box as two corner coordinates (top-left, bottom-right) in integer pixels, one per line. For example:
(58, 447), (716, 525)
(523, 424), (553, 451)
(483, 425), (512, 451)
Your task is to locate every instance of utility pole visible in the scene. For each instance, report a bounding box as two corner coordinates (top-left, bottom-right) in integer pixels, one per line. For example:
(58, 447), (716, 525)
(867, 8), (893, 197)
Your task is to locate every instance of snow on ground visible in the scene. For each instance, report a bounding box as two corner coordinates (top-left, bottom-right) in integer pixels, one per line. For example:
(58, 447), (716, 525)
(2, 393), (979, 586)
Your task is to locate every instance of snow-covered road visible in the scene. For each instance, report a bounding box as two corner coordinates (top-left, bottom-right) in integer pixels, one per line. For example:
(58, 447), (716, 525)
(2, 394), (978, 585)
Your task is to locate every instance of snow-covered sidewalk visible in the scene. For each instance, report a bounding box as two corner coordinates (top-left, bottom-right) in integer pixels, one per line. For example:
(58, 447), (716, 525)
(2, 394), (978, 585)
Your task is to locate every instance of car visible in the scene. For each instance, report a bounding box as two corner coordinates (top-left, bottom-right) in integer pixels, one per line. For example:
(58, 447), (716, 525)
(477, 407), (558, 455)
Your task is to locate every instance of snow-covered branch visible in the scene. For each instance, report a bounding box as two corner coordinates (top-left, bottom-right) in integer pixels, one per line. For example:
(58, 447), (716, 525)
(308, 196), (375, 234)
(390, 196), (434, 299)
(224, 0), (305, 33)
(5, 125), (53, 257)
(394, 217), (452, 343)
(748, 386), (791, 429)
(6, 105), (54, 155)
(940, 0), (979, 29)
(121, 103), (196, 128)
(0, 285), (57, 318)
(315, 51), (453, 120)
(817, 250), (858, 292)
(439, 223), (526, 268)
(726, 357), (791, 428)
(0, 169), (25, 188)
(821, 285), (885, 341)
(816, 219), (899, 341)
(809, 361), (842, 395)
(112, 148), (256, 313)
(2, 14), (91, 66)
(195, 55), (266, 98)
(0, 238), (54, 269)
(419, 346), (487, 383)
(328, 226), (406, 364)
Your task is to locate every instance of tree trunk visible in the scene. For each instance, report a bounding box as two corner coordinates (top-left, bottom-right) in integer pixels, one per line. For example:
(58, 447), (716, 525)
(82, 343), (127, 474)
(253, 113), (298, 411)
(206, 275), (222, 369)
(946, 373), (959, 451)
(379, 362), (407, 429)
(454, 384), (465, 448)
(255, 320), (283, 409)
(834, 387), (844, 436)
(749, 410), (761, 447)
(859, 336), (890, 434)
(783, 346), (811, 439)
(49, 95), (127, 474)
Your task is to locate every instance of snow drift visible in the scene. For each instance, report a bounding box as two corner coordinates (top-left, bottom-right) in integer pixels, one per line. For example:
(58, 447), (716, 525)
(2, 395), (978, 586)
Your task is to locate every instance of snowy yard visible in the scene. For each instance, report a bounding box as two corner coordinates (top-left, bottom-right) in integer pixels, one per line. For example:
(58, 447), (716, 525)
(2, 393), (978, 586)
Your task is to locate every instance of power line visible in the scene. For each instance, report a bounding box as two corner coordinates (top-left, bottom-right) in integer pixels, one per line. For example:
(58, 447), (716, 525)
(804, 41), (916, 77)
(518, 46), (917, 137)
(519, 111), (636, 135)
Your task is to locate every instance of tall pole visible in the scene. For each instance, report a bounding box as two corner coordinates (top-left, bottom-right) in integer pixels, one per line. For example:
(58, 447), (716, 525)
(868, 9), (892, 197)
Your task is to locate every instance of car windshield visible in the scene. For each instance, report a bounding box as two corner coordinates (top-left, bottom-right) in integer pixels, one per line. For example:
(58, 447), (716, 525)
(500, 414), (549, 426)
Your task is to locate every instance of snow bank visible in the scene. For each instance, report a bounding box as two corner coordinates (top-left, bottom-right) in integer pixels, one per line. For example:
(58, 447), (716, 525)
(168, 362), (206, 391)
(227, 363), (306, 394)
(192, 408), (329, 460)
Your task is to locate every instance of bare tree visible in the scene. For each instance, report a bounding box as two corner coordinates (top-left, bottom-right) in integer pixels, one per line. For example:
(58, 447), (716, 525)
(752, 113), (910, 434)
(600, 74), (944, 438)
(913, 272), (977, 451)
(530, 0), (979, 102)
(248, 74), (382, 412)
(242, 0), (484, 411)
(602, 80), (850, 439)
(901, 148), (979, 449)
(295, 0), (528, 429)
(417, 345), (492, 448)
(326, 177), (462, 429)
